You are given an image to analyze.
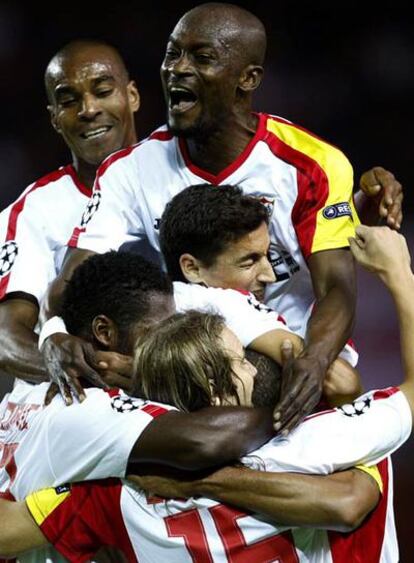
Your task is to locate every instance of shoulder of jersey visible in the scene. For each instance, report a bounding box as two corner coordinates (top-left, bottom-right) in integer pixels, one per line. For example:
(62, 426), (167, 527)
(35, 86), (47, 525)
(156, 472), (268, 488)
(262, 113), (350, 169)
(96, 124), (174, 176)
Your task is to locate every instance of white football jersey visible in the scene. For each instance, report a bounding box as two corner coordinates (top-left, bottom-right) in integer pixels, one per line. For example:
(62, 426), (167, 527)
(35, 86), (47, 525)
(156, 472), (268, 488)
(27, 387), (412, 562)
(69, 114), (359, 334)
(0, 382), (174, 562)
(0, 165), (91, 304)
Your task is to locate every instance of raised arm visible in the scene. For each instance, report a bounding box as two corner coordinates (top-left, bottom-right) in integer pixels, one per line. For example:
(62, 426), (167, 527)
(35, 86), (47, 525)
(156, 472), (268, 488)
(349, 225), (414, 416)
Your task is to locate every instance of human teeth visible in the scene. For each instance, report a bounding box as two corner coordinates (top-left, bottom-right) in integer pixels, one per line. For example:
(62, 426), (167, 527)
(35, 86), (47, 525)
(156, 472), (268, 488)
(83, 127), (110, 139)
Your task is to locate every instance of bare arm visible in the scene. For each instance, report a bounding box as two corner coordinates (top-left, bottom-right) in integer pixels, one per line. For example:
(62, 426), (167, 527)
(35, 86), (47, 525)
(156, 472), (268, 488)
(0, 499), (46, 557)
(41, 247), (96, 321)
(129, 466), (379, 533)
(274, 248), (356, 433)
(0, 297), (47, 382)
(130, 406), (274, 471)
(350, 225), (414, 416)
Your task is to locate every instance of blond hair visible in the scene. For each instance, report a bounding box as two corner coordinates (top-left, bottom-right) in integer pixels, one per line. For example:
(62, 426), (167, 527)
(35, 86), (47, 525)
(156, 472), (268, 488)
(133, 310), (240, 411)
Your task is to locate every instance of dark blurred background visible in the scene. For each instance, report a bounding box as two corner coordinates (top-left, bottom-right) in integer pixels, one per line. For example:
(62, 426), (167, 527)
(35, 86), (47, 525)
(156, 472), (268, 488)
(0, 1), (413, 558)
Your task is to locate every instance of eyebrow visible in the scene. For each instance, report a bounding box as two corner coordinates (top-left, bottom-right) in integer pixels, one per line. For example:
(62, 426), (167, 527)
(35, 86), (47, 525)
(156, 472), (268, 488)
(54, 75), (116, 97)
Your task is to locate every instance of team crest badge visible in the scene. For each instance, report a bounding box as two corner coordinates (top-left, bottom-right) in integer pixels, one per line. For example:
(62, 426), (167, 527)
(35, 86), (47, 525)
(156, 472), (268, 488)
(0, 240), (18, 277)
(338, 396), (372, 417)
(80, 192), (101, 227)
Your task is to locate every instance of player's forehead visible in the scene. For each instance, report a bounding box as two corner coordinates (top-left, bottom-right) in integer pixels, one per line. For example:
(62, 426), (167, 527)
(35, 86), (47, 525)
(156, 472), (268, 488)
(219, 222), (270, 259)
(48, 47), (125, 92)
(169, 13), (239, 54)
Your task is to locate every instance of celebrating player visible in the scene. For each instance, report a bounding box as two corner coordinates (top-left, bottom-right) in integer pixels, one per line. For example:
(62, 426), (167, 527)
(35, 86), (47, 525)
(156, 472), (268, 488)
(1, 225), (414, 561)
(42, 3), (403, 432)
(0, 39), (140, 384)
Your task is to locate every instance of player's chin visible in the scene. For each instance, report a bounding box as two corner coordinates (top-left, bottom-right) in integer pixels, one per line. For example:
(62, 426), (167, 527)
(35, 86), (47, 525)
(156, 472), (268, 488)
(252, 289), (265, 302)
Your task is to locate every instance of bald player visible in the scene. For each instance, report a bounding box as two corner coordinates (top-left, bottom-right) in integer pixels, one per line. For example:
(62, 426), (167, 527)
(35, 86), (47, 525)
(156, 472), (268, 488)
(0, 40), (139, 385)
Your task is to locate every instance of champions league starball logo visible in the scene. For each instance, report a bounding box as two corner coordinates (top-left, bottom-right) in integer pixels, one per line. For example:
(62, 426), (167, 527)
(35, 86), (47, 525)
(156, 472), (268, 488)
(80, 192), (101, 227)
(111, 395), (146, 413)
(338, 396), (372, 417)
(0, 240), (18, 277)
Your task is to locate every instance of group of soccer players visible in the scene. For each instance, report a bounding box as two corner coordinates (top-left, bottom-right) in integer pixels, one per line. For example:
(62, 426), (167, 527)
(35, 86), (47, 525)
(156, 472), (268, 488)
(0, 3), (410, 561)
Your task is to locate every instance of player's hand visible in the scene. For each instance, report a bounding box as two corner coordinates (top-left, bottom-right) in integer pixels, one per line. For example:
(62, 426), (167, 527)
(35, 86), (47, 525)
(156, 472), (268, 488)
(349, 225), (412, 287)
(359, 166), (403, 229)
(41, 333), (107, 406)
(94, 351), (135, 393)
(273, 340), (324, 434)
(323, 358), (363, 407)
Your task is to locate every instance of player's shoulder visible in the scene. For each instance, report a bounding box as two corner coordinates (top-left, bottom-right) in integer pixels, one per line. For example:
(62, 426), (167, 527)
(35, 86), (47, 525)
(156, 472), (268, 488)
(96, 124), (175, 178)
(261, 112), (352, 171)
(83, 387), (175, 417)
(5, 166), (87, 215)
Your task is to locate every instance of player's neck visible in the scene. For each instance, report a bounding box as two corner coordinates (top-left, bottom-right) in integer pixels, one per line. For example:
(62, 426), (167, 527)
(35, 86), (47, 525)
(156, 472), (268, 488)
(73, 160), (98, 190)
(185, 113), (258, 176)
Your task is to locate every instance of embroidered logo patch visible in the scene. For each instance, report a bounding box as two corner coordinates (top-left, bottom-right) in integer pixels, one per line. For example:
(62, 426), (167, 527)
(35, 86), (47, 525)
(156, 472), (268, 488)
(0, 241), (18, 277)
(322, 202), (352, 220)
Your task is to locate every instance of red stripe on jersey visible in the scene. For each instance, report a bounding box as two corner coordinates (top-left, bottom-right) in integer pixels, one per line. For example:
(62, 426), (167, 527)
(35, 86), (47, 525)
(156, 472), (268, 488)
(263, 126), (330, 258)
(329, 458), (390, 562)
(40, 479), (137, 562)
(0, 167), (72, 300)
(142, 403), (169, 418)
(178, 113), (267, 184)
(95, 144), (138, 180)
(95, 129), (172, 185)
(373, 387), (399, 400)
(68, 226), (86, 248)
(149, 130), (174, 142)
(105, 388), (121, 398)
(64, 165), (92, 197)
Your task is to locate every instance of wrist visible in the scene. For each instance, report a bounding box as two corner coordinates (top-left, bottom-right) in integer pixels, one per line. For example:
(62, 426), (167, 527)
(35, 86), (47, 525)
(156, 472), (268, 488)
(38, 316), (68, 350)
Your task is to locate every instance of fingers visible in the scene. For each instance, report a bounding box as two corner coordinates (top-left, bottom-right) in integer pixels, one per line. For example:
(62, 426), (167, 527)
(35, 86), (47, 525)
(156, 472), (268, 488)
(65, 367), (87, 402)
(276, 393), (320, 435)
(280, 339), (294, 365)
(384, 192), (403, 230)
(273, 379), (321, 433)
(359, 169), (381, 196)
(100, 371), (134, 393)
(44, 382), (59, 406)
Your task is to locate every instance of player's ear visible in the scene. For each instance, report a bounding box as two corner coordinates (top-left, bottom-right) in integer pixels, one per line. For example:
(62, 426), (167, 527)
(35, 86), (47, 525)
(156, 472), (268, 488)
(47, 105), (61, 134)
(92, 315), (116, 349)
(127, 80), (140, 113)
(238, 64), (263, 93)
(179, 254), (205, 284)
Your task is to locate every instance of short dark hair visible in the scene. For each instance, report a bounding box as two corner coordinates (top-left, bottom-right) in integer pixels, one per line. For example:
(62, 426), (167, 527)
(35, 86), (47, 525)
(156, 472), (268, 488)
(246, 349), (282, 408)
(159, 184), (269, 282)
(61, 251), (173, 338)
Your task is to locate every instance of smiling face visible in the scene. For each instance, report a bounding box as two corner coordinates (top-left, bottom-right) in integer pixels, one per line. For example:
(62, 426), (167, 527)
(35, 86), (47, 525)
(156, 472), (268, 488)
(46, 42), (139, 172)
(160, 12), (247, 137)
